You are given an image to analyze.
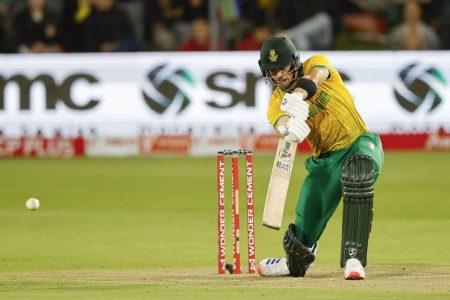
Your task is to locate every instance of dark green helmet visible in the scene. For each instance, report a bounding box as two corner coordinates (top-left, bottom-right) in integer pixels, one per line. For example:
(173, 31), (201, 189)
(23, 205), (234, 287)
(258, 36), (297, 72)
(258, 36), (302, 90)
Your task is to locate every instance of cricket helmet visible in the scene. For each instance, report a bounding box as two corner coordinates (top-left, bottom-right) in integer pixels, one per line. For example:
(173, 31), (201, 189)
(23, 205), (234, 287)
(258, 36), (302, 88)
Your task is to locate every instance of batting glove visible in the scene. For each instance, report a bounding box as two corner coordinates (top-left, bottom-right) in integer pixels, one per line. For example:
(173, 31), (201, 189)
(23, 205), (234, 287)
(278, 118), (310, 143)
(280, 93), (309, 121)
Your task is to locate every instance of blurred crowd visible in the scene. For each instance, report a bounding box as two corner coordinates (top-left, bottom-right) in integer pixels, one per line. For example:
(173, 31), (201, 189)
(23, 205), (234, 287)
(0, 0), (448, 54)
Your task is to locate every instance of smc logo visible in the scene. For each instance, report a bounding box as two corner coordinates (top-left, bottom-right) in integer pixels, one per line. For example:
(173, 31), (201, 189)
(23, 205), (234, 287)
(0, 73), (100, 111)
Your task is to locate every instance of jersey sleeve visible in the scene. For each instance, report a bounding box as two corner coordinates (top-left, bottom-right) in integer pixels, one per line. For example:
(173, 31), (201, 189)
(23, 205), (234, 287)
(304, 54), (333, 79)
(305, 54), (331, 70)
(266, 89), (286, 128)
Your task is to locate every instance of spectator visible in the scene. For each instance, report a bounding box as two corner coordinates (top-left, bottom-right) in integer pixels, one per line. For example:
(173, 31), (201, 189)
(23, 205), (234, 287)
(11, 0), (62, 53)
(144, 0), (184, 50)
(151, 21), (177, 51)
(145, 0), (184, 28)
(339, 0), (389, 46)
(178, 0), (208, 45)
(234, 21), (274, 51)
(435, 0), (450, 49)
(388, 0), (440, 50)
(274, 0), (334, 50)
(274, 0), (325, 30)
(281, 11), (334, 50)
(227, 2), (277, 51)
(177, 17), (223, 51)
(0, 0), (8, 52)
(82, 0), (137, 52)
(182, 0), (208, 22)
(60, 0), (93, 52)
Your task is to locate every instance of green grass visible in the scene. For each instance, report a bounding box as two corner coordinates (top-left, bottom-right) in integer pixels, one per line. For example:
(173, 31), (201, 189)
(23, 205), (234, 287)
(0, 152), (449, 299)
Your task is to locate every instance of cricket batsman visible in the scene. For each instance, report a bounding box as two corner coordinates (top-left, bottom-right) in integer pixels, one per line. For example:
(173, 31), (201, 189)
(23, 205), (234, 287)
(257, 36), (384, 279)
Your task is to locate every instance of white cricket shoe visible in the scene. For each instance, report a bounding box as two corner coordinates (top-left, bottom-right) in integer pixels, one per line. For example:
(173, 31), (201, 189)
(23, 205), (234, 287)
(257, 258), (290, 277)
(344, 258), (365, 280)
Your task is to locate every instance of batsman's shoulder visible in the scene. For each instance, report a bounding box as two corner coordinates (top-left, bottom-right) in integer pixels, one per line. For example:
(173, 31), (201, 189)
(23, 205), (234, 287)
(304, 54), (332, 70)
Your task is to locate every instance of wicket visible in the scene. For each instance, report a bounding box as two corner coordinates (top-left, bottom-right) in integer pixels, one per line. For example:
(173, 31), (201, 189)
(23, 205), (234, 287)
(216, 149), (255, 275)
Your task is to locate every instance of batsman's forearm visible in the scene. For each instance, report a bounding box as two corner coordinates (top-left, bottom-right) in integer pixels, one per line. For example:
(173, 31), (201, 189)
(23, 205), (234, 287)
(293, 67), (329, 97)
(305, 66), (329, 86)
(292, 88), (308, 99)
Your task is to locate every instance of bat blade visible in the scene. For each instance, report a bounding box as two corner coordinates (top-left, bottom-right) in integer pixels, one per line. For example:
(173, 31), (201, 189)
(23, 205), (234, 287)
(262, 139), (297, 230)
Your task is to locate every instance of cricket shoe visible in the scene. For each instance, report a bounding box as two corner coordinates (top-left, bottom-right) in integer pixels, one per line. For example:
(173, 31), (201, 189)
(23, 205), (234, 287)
(344, 258), (365, 280)
(257, 258), (290, 277)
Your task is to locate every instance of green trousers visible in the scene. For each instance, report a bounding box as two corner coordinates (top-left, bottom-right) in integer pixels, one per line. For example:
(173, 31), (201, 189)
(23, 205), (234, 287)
(294, 132), (384, 247)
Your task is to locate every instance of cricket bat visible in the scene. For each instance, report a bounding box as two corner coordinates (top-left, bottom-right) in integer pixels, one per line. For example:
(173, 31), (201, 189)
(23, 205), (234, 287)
(262, 138), (298, 230)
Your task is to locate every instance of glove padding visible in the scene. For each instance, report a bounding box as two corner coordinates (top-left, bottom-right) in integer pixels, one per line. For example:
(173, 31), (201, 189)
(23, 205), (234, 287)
(278, 118), (310, 143)
(280, 93), (309, 121)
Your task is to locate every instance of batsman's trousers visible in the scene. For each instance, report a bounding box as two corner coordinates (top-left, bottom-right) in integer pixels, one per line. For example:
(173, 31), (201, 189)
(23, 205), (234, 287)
(294, 132), (384, 247)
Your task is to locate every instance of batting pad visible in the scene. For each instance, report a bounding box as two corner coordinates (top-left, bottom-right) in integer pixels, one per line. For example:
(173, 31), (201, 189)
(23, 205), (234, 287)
(340, 155), (374, 267)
